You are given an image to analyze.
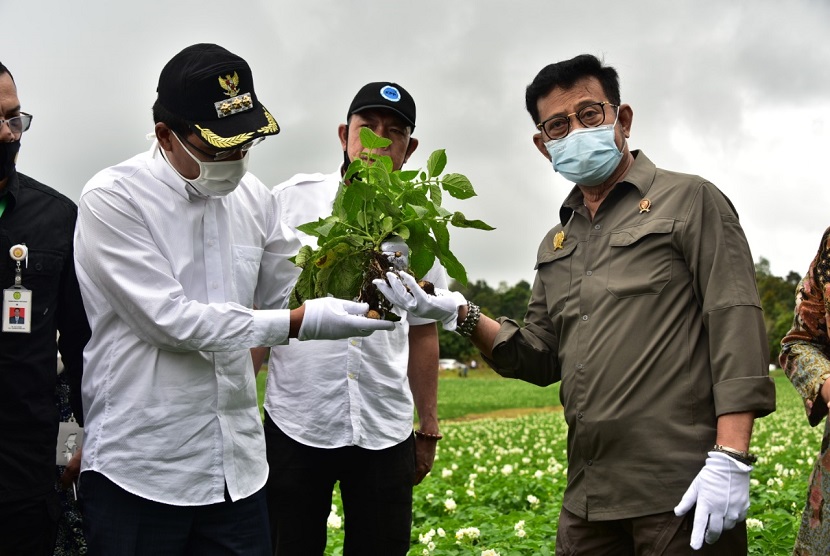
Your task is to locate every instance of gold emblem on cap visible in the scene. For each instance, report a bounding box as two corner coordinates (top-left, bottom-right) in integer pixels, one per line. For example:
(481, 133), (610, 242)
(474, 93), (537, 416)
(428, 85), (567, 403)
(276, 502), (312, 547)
(214, 92), (254, 119)
(638, 199), (651, 213)
(219, 72), (240, 97)
(553, 231), (565, 250)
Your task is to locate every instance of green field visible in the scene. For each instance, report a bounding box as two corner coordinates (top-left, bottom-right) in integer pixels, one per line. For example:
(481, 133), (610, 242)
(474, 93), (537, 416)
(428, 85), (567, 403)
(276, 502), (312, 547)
(257, 370), (818, 555)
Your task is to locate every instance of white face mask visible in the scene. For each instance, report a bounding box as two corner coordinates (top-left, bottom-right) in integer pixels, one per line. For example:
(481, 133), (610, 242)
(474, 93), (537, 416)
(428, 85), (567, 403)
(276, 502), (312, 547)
(168, 133), (249, 197)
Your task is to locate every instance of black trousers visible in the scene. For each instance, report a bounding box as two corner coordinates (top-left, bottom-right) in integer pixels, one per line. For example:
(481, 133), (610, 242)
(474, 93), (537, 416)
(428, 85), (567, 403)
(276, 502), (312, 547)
(264, 413), (415, 556)
(80, 471), (271, 556)
(0, 490), (60, 556)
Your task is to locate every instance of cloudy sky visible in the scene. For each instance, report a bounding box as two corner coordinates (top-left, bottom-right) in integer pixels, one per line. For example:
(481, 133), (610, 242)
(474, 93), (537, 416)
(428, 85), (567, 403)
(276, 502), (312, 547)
(5, 0), (829, 288)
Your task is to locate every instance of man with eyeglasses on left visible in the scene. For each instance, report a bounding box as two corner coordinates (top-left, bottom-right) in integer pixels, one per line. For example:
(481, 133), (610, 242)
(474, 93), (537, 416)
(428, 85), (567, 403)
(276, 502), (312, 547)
(0, 61), (91, 555)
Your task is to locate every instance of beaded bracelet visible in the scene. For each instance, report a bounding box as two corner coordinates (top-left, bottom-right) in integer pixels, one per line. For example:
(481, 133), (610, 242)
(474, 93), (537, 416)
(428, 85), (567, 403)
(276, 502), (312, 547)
(414, 430), (443, 441)
(456, 301), (481, 338)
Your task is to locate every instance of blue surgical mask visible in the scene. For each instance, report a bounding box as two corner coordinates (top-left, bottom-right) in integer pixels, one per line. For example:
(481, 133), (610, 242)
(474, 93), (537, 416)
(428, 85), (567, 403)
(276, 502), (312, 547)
(544, 117), (623, 187)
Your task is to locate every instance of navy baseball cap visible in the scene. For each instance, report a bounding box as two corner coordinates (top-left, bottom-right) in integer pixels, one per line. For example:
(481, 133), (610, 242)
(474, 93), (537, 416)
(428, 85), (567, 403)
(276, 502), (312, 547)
(347, 82), (416, 130)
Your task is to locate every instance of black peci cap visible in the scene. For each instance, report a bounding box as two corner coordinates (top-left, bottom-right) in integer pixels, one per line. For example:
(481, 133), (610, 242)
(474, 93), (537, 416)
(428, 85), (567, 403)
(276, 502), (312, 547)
(156, 43), (279, 149)
(347, 82), (416, 130)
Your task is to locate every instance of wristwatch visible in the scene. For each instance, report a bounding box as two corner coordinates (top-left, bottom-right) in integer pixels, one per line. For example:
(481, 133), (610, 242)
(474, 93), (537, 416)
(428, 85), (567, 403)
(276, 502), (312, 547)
(712, 444), (757, 465)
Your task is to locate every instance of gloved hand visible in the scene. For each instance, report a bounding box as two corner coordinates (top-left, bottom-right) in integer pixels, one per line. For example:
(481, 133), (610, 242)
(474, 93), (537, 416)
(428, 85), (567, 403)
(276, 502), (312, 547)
(380, 236), (409, 270)
(298, 297), (394, 341)
(673, 451), (752, 550)
(372, 271), (466, 330)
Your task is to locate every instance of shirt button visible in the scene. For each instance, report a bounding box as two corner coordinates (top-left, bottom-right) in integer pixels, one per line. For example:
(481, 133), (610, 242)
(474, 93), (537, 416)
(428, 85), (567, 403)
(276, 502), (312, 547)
(587, 459), (593, 466)
(576, 363), (584, 370)
(212, 282), (219, 289)
(594, 224), (601, 230)
(582, 314), (589, 321)
(586, 270), (593, 276)
(208, 239), (215, 247)
(347, 372), (356, 380)
(577, 412), (584, 420)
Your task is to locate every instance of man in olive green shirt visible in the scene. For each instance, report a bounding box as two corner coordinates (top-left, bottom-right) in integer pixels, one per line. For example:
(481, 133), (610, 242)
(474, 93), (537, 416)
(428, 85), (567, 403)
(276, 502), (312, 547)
(376, 54), (776, 554)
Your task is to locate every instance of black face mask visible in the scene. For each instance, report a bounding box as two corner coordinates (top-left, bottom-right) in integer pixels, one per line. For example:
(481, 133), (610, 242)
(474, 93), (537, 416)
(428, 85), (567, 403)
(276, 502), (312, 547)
(0, 140), (20, 182)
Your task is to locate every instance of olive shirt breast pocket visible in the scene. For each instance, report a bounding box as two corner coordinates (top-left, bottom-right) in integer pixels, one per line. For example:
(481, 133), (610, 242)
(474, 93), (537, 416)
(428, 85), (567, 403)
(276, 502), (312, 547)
(535, 239), (579, 317)
(607, 218), (674, 299)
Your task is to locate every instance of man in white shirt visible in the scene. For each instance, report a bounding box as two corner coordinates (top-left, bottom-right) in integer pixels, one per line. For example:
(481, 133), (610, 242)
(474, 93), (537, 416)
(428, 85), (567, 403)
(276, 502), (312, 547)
(260, 82), (445, 555)
(74, 44), (393, 556)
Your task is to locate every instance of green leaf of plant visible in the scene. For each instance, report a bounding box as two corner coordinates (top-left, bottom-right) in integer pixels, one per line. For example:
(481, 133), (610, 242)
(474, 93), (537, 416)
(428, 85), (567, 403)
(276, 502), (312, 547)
(442, 173), (476, 200)
(398, 170), (419, 181)
(394, 224), (410, 240)
(359, 127), (392, 150)
(293, 244), (313, 268)
(436, 247), (468, 286)
(451, 211), (496, 230)
(289, 264), (315, 309)
(426, 149), (447, 178)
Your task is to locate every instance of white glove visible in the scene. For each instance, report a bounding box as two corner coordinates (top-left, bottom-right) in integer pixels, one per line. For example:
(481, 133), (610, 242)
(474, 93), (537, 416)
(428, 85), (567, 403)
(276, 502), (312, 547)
(673, 451), (752, 550)
(372, 271), (466, 330)
(380, 236), (409, 270)
(298, 297), (394, 341)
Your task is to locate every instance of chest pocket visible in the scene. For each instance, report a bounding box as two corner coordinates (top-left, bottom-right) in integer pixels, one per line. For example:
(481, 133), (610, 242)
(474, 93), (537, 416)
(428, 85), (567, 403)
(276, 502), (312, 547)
(19, 250), (64, 315)
(607, 219), (673, 298)
(535, 238), (579, 317)
(232, 245), (264, 306)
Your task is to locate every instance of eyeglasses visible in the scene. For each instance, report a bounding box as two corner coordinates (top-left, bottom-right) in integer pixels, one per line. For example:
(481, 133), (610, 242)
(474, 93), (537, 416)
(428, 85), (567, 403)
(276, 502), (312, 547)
(0, 112), (33, 136)
(537, 102), (618, 141)
(177, 133), (264, 161)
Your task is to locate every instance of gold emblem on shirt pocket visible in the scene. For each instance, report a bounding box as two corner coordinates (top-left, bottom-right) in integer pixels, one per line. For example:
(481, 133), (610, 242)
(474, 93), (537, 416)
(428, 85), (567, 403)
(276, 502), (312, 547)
(607, 218), (673, 299)
(536, 236), (578, 316)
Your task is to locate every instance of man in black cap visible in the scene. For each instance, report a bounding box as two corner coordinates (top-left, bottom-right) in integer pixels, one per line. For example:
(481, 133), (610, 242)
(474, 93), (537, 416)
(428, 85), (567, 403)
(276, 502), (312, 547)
(0, 60), (90, 556)
(74, 45), (393, 555)
(256, 81), (446, 555)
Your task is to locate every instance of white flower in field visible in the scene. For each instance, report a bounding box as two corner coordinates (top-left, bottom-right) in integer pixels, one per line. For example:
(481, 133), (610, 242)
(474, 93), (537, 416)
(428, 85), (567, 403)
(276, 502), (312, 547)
(501, 464), (514, 475)
(442, 468), (453, 478)
(527, 494), (540, 507)
(422, 549), (429, 556)
(534, 470), (544, 479)
(455, 526), (481, 541)
(428, 541), (436, 551)
(514, 520), (526, 530)
(469, 473), (478, 480)
(426, 493), (434, 500)
(446, 489), (454, 496)
(522, 457), (531, 464)
(437, 528), (446, 537)
(466, 489), (476, 498)
(326, 510), (342, 529)
(420, 529), (436, 544)
(445, 498), (457, 512)
(516, 528), (527, 538)
(750, 478), (759, 487)
(452, 463), (459, 470)
(746, 518), (765, 530)
(481, 549), (500, 556)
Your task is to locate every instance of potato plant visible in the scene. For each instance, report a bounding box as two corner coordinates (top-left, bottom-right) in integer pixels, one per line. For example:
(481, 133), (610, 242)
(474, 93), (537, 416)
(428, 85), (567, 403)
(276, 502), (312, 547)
(289, 128), (493, 317)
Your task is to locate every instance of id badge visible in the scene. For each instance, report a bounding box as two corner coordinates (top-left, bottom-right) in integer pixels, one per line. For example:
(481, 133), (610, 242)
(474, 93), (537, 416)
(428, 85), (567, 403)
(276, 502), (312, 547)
(56, 419), (84, 465)
(2, 287), (31, 334)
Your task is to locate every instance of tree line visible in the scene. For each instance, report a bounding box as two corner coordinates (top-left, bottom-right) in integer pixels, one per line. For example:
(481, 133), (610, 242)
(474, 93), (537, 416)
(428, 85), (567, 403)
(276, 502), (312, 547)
(439, 257), (802, 367)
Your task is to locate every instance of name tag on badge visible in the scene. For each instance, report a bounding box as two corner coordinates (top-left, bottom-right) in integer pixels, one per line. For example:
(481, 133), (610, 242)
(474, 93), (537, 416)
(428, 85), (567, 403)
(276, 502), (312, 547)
(2, 287), (32, 334)
(56, 420), (84, 465)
